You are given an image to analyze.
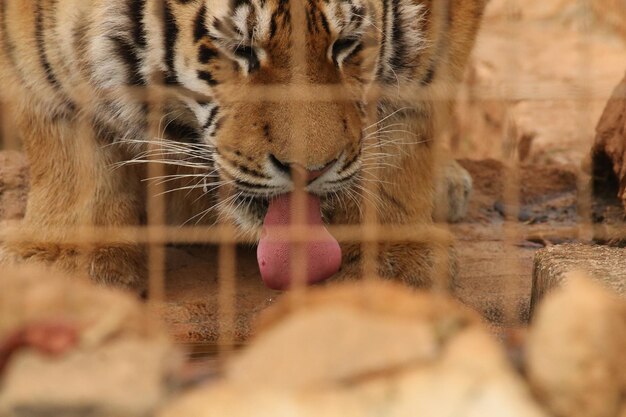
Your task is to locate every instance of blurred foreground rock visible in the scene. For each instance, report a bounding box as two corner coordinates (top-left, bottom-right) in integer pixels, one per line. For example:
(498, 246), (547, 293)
(0, 267), (181, 417)
(160, 282), (547, 417)
(527, 275), (626, 417)
(590, 0), (626, 38)
(531, 244), (626, 313)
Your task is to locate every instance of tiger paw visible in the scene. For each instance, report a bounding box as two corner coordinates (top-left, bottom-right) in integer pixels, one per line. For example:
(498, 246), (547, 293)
(0, 241), (146, 294)
(335, 241), (456, 290)
(87, 245), (147, 293)
(435, 160), (473, 223)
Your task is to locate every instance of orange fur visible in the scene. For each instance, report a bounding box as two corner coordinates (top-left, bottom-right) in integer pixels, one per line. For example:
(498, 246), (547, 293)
(0, 0), (486, 291)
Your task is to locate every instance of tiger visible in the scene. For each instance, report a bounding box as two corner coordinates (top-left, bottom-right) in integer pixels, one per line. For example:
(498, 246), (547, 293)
(0, 0), (485, 292)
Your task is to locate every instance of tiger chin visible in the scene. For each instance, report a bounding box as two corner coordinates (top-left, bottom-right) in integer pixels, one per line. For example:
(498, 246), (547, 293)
(0, 0), (485, 293)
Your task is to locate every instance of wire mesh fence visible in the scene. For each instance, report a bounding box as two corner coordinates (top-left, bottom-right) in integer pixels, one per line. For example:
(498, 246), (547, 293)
(0, 0), (625, 397)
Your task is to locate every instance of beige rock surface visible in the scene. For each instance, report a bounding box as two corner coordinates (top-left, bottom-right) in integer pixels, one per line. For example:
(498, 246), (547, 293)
(229, 282), (479, 389)
(160, 282), (547, 417)
(531, 244), (626, 313)
(591, 0), (626, 38)
(456, 0), (626, 165)
(0, 266), (181, 417)
(527, 275), (626, 417)
(0, 266), (161, 343)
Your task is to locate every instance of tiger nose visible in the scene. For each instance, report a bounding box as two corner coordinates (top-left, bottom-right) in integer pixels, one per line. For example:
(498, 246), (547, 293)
(269, 154), (336, 183)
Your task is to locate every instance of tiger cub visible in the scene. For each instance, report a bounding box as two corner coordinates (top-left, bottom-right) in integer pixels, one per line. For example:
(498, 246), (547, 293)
(0, 0), (485, 291)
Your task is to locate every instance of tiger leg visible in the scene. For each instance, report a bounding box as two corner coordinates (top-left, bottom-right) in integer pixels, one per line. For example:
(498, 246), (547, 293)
(0, 108), (146, 293)
(330, 115), (467, 289)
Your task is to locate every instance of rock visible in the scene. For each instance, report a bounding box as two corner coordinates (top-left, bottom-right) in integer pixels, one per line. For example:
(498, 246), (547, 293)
(592, 73), (626, 210)
(228, 282), (479, 388)
(0, 266), (181, 417)
(526, 275), (626, 417)
(591, 0), (626, 38)
(455, 0), (626, 165)
(531, 244), (626, 313)
(487, 0), (626, 26)
(160, 282), (547, 417)
(1, 340), (176, 417)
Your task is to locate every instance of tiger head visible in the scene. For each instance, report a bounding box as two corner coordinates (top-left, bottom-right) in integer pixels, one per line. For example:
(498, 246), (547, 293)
(160, 0), (433, 229)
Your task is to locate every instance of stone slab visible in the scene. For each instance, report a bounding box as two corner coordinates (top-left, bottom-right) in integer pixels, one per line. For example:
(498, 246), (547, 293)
(531, 243), (626, 315)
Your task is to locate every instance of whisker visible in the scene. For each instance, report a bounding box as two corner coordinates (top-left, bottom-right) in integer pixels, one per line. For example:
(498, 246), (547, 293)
(362, 108), (412, 131)
(183, 192), (241, 226)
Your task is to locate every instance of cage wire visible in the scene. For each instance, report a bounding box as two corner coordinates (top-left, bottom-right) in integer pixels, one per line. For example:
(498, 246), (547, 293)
(0, 0), (624, 373)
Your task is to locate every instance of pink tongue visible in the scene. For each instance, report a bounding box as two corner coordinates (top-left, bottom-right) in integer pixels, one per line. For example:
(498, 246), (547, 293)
(257, 193), (342, 290)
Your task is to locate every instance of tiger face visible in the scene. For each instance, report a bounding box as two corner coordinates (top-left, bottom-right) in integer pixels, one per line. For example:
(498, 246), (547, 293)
(149, 0), (426, 229)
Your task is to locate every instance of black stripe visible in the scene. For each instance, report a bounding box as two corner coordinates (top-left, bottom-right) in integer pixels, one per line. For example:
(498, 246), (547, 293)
(203, 106), (219, 130)
(237, 164), (271, 179)
(109, 35), (145, 86)
(319, 12), (330, 34)
(234, 179), (276, 190)
(269, 13), (278, 40)
(193, 4), (208, 42)
(421, 65), (435, 86)
(163, 1), (179, 85)
(421, 2), (451, 86)
(350, 5), (364, 27)
(198, 44), (218, 64)
(337, 154), (358, 175)
(130, 0), (147, 48)
(306, 8), (314, 34)
(234, 45), (259, 72)
(35, 0), (76, 112)
(35, 1), (61, 89)
(343, 42), (363, 65)
(197, 70), (217, 86)
(332, 38), (358, 65)
(164, 120), (202, 143)
(377, 0), (389, 79)
(389, 0), (406, 71)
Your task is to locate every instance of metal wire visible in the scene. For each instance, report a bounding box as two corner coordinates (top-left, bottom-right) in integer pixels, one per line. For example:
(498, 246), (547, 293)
(0, 0), (623, 366)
